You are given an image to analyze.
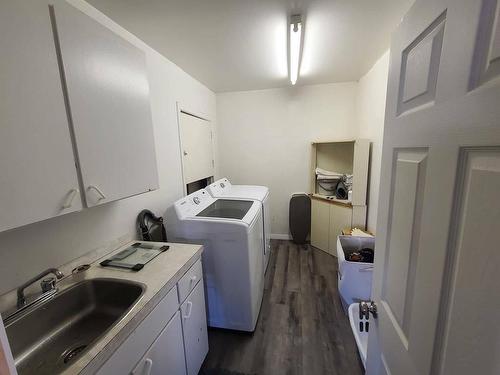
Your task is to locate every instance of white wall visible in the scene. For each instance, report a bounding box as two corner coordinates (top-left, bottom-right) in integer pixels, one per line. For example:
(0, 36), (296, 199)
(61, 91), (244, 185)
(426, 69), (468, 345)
(216, 83), (358, 237)
(0, 0), (216, 295)
(216, 53), (390, 237)
(356, 51), (390, 233)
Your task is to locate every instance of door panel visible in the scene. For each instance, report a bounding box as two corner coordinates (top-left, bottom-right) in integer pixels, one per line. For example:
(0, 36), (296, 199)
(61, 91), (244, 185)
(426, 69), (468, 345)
(434, 148), (500, 375)
(367, 0), (500, 374)
(179, 112), (214, 184)
(0, 1), (82, 232)
(382, 150), (427, 338)
(397, 12), (446, 115)
(52, 1), (159, 207)
(469, 0), (500, 89)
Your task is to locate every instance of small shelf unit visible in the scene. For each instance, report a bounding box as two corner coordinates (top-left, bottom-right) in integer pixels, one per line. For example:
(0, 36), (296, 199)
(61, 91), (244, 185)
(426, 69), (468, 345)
(310, 139), (370, 255)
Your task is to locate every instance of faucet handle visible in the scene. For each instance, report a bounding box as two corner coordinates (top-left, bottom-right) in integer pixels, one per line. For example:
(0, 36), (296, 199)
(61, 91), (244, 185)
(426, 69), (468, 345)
(40, 277), (57, 293)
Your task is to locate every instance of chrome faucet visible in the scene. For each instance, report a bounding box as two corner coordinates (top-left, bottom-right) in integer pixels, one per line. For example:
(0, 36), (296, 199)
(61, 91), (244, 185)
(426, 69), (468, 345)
(17, 268), (64, 308)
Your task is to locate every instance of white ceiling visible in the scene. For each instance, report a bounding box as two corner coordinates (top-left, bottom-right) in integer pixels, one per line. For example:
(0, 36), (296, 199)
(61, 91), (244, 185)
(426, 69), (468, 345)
(87, 0), (414, 92)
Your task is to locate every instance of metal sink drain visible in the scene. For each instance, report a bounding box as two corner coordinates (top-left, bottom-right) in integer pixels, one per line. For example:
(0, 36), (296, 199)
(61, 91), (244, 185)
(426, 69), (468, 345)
(62, 344), (87, 364)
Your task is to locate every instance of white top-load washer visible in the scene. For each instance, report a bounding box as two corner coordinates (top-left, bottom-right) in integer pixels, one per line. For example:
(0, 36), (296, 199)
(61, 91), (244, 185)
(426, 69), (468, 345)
(167, 189), (264, 332)
(206, 178), (271, 272)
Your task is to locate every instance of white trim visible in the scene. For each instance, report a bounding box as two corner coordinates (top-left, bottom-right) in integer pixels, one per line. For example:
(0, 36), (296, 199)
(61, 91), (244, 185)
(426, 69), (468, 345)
(270, 233), (292, 240)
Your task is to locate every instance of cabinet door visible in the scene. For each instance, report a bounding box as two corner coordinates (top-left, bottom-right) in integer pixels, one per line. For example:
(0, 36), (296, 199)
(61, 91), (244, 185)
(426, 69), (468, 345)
(132, 311), (186, 375)
(181, 281), (208, 375)
(179, 112), (214, 184)
(52, 1), (159, 207)
(96, 287), (179, 375)
(0, 1), (82, 232)
(328, 205), (352, 254)
(310, 199), (330, 252)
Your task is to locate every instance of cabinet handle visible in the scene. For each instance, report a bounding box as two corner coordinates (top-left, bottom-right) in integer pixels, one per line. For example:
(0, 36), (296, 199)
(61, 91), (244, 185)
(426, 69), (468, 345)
(87, 185), (106, 200)
(183, 301), (193, 319)
(183, 150), (188, 156)
(62, 188), (79, 209)
(190, 275), (197, 284)
(143, 358), (153, 375)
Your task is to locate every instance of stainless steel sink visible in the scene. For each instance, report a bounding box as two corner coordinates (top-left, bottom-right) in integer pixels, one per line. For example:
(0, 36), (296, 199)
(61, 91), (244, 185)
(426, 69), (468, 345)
(5, 278), (144, 375)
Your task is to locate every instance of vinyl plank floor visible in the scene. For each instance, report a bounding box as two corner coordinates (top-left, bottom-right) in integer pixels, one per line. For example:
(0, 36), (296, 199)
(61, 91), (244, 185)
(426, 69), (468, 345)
(199, 240), (364, 375)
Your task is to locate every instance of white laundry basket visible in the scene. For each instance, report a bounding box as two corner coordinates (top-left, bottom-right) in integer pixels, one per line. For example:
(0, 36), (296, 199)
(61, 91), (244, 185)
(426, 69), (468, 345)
(337, 235), (375, 311)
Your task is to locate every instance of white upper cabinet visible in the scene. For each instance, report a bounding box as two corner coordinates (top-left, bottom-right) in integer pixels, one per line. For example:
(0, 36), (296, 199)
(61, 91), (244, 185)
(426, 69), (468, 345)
(52, 1), (159, 207)
(0, 1), (82, 232)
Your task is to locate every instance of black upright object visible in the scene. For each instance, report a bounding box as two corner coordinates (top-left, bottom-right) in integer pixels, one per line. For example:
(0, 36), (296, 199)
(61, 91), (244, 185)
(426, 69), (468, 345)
(137, 209), (167, 242)
(289, 194), (311, 244)
(335, 180), (348, 200)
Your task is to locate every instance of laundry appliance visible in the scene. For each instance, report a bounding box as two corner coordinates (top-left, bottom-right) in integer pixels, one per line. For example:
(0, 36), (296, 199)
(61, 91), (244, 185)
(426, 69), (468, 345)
(167, 189), (264, 332)
(206, 178), (271, 272)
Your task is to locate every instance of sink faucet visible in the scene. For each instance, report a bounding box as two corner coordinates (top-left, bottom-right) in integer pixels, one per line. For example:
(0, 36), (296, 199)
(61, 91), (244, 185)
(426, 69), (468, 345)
(17, 268), (64, 308)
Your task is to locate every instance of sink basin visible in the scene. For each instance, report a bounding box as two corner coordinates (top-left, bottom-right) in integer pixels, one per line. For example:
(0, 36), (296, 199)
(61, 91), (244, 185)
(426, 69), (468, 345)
(5, 278), (144, 375)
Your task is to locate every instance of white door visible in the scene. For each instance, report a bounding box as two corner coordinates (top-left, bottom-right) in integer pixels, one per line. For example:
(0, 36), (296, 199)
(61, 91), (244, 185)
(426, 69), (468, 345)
(367, 1), (500, 374)
(0, 1), (82, 232)
(181, 281), (209, 375)
(179, 112), (215, 184)
(52, 1), (159, 207)
(132, 311), (186, 375)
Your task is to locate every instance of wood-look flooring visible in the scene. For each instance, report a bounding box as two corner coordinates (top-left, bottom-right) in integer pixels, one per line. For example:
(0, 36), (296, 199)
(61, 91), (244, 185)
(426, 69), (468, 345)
(200, 240), (364, 375)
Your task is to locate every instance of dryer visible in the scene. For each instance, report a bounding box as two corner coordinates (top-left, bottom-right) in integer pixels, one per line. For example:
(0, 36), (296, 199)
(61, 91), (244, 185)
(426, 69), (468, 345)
(206, 178), (271, 272)
(167, 189), (264, 332)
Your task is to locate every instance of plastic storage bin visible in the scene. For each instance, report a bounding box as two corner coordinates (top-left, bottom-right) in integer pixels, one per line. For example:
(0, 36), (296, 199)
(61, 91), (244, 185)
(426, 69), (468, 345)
(337, 235), (375, 311)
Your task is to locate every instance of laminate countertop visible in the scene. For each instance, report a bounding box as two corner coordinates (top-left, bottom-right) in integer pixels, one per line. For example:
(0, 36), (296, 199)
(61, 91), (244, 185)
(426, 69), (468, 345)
(2, 241), (203, 375)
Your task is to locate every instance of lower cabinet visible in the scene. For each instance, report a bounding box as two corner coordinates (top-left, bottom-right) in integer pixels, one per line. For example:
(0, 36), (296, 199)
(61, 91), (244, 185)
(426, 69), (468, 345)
(132, 311), (186, 375)
(328, 204), (352, 254)
(96, 258), (208, 375)
(181, 281), (209, 375)
(311, 199), (330, 251)
(311, 198), (355, 255)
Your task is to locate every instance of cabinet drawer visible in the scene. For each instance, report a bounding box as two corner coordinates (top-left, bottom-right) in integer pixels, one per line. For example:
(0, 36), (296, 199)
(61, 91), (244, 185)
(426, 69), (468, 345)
(96, 286), (179, 374)
(177, 259), (203, 303)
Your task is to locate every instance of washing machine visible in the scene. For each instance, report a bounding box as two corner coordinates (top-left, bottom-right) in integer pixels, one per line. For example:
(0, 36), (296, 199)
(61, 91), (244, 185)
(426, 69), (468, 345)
(167, 189), (265, 332)
(206, 178), (271, 272)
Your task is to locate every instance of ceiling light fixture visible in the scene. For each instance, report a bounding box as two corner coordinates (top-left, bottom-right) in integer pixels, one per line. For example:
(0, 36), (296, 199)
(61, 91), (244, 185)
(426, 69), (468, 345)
(289, 15), (303, 85)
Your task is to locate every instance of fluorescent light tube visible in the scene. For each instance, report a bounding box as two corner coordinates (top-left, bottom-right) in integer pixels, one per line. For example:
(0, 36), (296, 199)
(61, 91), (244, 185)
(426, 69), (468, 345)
(289, 18), (302, 85)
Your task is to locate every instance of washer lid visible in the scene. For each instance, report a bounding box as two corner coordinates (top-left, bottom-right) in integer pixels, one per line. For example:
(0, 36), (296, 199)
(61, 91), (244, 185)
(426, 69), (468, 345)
(207, 177), (268, 201)
(196, 199), (254, 220)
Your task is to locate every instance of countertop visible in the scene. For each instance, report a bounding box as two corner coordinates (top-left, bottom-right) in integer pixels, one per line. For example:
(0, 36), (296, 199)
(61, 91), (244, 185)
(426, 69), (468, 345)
(2, 240), (203, 375)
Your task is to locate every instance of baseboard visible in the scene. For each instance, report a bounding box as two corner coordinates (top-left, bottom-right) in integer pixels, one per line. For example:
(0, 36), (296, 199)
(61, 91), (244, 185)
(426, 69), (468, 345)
(270, 233), (292, 240)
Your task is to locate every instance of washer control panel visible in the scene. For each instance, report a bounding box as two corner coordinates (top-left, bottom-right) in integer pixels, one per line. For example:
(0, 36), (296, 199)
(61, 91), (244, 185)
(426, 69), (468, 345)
(207, 178), (232, 196)
(175, 189), (215, 219)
